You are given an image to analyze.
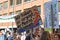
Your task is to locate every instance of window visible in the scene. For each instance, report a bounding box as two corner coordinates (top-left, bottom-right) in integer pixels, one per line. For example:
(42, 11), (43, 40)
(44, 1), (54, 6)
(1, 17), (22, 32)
(0, 3), (2, 10)
(24, 0), (30, 2)
(16, 0), (22, 5)
(10, 0), (14, 6)
(3, 13), (7, 16)
(9, 12), (14, 15)
(4, 1), (8, 9)
(37, 6), (41, 15)
(16, 10), (21, 14)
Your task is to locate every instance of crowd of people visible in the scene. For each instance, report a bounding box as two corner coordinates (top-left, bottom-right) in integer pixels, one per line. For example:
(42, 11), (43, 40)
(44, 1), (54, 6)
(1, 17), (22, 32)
(0, 28), (60, 40)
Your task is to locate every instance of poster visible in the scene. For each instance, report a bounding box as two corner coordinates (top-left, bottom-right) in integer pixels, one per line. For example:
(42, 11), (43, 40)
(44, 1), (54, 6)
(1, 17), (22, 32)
(44, 0), (59, 28)
(14, 6), (42, 33)
(44, 2), (52, 28)
(51, 0), (59, 28)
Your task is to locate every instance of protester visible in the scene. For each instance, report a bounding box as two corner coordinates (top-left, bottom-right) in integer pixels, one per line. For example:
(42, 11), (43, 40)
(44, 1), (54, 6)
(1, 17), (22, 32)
(31, 28), (44, 40)
(7, 31), (13, 40)
(40, 31), (51, 40)
(16, 33), (21, 40)
(0, 34), (5, 40)
(0, 30), (5, 40)
(21, 32), (26, 40)
(17, 35), (21, 40)
(53, 34), (60, 40)
(13, 33), (18, 40)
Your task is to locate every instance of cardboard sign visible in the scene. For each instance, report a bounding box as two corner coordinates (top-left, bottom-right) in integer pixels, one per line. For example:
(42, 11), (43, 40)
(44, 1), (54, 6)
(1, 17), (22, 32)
(14, 6), (42, 33)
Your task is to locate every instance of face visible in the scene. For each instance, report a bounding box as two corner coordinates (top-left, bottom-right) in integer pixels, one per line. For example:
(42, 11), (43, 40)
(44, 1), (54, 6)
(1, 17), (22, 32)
(54, 35), (60, 40)
(0, 32), (2, 36)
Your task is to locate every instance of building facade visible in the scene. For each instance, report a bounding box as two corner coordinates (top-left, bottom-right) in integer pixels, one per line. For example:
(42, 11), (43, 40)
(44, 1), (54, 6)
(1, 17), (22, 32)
(58, 0), (60, 27)
(0, 0), (60, 30)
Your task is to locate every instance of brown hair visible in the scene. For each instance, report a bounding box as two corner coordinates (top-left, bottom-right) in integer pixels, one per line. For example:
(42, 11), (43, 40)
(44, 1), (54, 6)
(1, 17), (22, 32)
(40, 31), (51, 40)
(54, 33), (60, 39)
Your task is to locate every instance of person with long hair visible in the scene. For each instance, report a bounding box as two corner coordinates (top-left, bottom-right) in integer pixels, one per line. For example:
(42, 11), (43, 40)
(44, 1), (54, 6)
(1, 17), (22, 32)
(40, 31), (51, 40)
(53, 34), (60, 40)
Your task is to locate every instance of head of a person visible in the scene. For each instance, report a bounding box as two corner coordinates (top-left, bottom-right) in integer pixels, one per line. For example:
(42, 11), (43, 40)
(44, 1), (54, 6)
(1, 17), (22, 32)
(40, 31), (51, 40)
(8, 32), (11, 35)
(0, 30), (2, 36)
(24, 31), (26, 35)
(1, 30), (5, 34)
(6, 31), (11, 35)
(39, 28), (44, 35)
(26, 30), (30, 34)
(54, 34), (60, 40)
(21, 32), (24, 36)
